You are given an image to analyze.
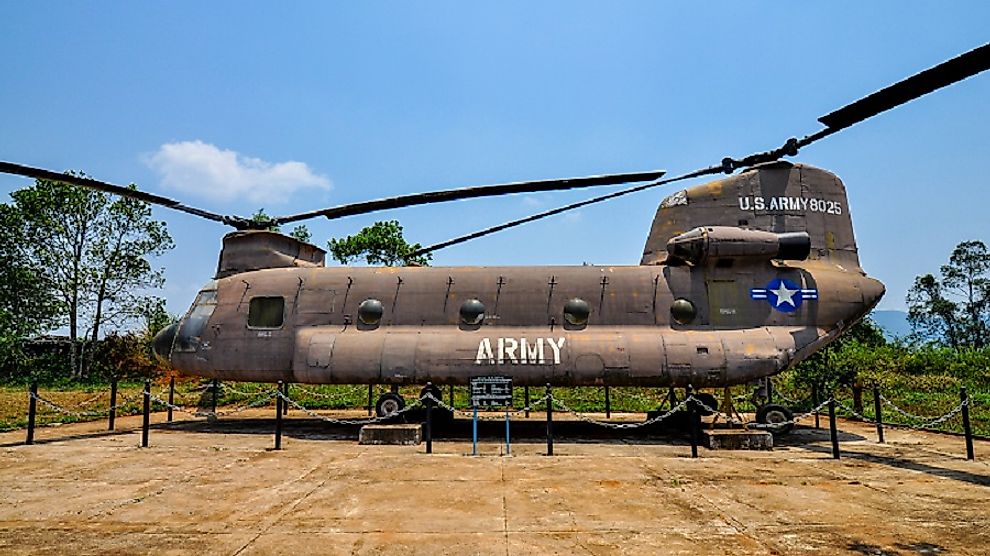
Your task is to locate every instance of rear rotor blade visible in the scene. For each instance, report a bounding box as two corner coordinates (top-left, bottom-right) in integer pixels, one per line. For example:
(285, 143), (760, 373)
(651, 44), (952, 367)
(272, 170), (665, 225)
(0, 161), (249, 228)
(818, 42), (990, 132)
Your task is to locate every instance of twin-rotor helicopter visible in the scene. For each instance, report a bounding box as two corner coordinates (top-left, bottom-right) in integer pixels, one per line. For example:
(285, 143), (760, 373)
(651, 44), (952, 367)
(2, 43), (987, 427)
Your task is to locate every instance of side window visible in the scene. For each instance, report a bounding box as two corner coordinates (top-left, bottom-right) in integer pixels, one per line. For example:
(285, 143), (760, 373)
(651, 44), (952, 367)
(248, 297), (285, 328)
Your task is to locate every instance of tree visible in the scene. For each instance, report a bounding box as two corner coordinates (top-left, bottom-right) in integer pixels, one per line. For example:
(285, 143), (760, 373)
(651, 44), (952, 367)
(907, 240), (989, 348)
(0, 204), (59, 368)
(328, 220), (432, 266)
(7, 174), (174, 376)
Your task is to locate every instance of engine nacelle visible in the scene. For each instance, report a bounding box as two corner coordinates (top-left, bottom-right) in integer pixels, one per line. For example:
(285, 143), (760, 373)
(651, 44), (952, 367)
(666, 226), (810, 266)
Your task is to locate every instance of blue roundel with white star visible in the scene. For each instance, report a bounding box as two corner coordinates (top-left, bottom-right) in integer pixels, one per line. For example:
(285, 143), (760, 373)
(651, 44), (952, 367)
(749, 278), (818, 313)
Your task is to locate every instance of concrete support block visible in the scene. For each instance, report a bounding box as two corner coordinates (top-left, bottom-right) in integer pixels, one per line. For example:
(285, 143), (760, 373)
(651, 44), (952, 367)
(702, 429), (773, 450)
(359, 424), (422, 445)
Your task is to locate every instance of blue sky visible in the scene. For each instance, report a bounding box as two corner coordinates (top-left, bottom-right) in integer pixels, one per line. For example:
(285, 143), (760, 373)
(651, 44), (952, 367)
(1, 2), (988, 318)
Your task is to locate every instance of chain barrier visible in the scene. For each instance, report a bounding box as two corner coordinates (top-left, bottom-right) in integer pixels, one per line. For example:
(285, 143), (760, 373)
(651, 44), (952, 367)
(878, 392), (951, 422)
(29, 390), (145, 419)
(276, 390), (424, 425)
(148, 389), (278, 418)
(830, 397), (968, 431)
(548, 395), (690, 429)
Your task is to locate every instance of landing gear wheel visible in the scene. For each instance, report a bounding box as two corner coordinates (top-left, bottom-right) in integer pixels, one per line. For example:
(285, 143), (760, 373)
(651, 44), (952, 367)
(694, 393), (719, 416)
(420, 384), (443, 405)
(375, 392), (406, 417)
(756, 404), (794, 435)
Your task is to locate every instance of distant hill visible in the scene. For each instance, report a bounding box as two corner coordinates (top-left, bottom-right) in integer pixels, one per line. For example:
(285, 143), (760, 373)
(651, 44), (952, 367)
(871, 310), (912, 340)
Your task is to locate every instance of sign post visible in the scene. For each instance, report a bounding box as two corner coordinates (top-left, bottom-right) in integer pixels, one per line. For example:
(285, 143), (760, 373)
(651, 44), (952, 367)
(469, 376), (513, 457)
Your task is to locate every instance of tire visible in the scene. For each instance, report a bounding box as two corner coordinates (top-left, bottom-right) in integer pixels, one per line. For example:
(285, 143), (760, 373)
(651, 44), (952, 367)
(375, 392), (406, 417)
(693, 393), (719, 416)
(756, 403), (794, 435)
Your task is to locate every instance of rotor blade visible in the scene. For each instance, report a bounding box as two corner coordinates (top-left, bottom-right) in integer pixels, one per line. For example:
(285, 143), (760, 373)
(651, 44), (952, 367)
(271, 170), (666, 226)
(408, 168), (713, 259)
(818, 42), (990, 132)
(0, 161), (250, 228)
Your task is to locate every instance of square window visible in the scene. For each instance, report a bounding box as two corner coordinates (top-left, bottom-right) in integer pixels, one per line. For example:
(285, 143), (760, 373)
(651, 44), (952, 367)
(248, 297), (284, 328)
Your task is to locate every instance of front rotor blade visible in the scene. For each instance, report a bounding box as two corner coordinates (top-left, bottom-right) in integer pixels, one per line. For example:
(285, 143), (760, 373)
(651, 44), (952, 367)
(818, 42), (990, 131)
(0, 161), (246, 228)
(272, 170), (665, 225)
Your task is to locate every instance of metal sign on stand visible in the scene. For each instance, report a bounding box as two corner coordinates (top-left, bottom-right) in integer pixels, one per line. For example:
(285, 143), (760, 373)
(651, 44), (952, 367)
(469, 376), (513, 456)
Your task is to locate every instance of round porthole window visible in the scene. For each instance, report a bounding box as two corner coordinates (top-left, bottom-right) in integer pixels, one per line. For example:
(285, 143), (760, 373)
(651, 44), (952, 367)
(358, 298), (384, 325)
(459, 299), (485, 325)
(670, 298), (696, 325)
(563, 298), (591, 326)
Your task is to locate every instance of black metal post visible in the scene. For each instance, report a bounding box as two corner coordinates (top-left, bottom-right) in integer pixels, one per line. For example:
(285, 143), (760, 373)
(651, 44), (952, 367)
(167, 376), (175, 423)
(524, 386), (530, 418)
(282, 382), (289, 416)
(141, 379), (151, 448)
(274, 380), (283, 450)
(667, 387), (677, 409)
(766, 378), (774, 405)
(688, 385), (699, 458)
(961, 387), (974, 461)
(828, 397), (839, 459)
(812, 383), (820, 429)
(425, 382), (433, 454)
(604, 386), (611, 418)
(872, 385), (884, 443)
(26, 382), (37, 445)
(211, 379), (219, 415)
(108, 376), (118, 431)
(367, 384), (374, 416)
(546, 383), (554, 456)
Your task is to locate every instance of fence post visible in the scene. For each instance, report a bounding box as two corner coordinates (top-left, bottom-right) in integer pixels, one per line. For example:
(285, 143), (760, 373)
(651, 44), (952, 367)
(872, 385), (884, 443)
(367, 384), (373, 416)
(108, 376), (118, 431)
(604, 386), (611, 418)
(167, 376), (175, 423)
(812, 383), (820, 429)
(828, 397), (839, 459)
(281, 382), (289, 416)
(524, 386), (530, 418)
(274, 381), (283, 450)
(961, 387), (974, 461)
(141, 379), (151, 448)
(472, 405), (478, 456)
(26, 382), (37, 445)
(687, 385), (699, 458)
(505, 409), (511, 456)
(546, 383), (554, 456)
(425, 382), (433, 454)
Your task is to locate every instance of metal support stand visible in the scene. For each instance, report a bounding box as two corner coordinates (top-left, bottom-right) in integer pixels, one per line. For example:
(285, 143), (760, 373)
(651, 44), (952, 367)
(524, 386), (530, 418)
(26, 382), (37, 445)
(961, 387), (974, 460)
(604, 386), (611, 418)
(872, 385), (884, 443)
(828, 398), (840, 459)
(505, 409), (511, 456)
(812, 383), (820, 429)
(167, 377), (175, 423)
(282, 382), (289, 415)
(545, 383), (554, 456)
(367, 384), (373, 416)
(108, 377), (118, 431)
(448, 384), (454, 408)
(766, 378), (774, 405)
(425, 382), (433, 454)
(141, 379), (151, 448)
(274, 380), (283, 450)
(211, 379), (219, 415)
(471, 406), (478, 456)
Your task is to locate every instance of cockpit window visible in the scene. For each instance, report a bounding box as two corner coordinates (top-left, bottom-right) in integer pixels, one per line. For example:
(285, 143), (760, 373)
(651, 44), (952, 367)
(248, 296), (285, 328)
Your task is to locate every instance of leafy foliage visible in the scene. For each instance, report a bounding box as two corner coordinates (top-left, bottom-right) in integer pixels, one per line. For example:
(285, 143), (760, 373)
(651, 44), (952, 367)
(907, 240), (990, 348)
(328, 220), (432, 266)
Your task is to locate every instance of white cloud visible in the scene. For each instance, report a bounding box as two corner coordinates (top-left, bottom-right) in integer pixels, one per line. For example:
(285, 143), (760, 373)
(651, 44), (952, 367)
(145, 140), (331, 204)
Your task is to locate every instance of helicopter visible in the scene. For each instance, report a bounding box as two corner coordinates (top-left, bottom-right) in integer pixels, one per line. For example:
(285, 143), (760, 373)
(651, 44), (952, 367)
(2, 43), (987, 425)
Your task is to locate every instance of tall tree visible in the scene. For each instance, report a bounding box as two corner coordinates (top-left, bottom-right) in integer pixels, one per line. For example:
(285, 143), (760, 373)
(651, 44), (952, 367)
(8, 174), (174, 376)
(907, 240), (989, 348)
(328, 220), (432, 266)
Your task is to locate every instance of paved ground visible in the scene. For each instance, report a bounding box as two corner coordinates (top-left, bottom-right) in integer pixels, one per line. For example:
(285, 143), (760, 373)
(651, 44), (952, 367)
(0, 409), (987, 555)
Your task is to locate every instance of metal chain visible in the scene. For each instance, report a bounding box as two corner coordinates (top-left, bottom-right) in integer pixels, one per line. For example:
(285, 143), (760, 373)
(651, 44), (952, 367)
(548, 395), (690, 429)
(276, 390), (423, 425)
(30, 390), (145, 418)
(149, 390), (278, 418)
(833, 398), (967, 430)
(878, 392), (949, 422)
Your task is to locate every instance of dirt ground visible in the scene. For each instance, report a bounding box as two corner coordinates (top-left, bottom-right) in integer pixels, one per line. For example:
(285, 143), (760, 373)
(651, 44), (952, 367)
(0, 408), (987, 555)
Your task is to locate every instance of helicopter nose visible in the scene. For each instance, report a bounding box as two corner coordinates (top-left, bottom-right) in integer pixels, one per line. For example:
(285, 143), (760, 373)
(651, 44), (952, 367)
(152, 322), (179, 360)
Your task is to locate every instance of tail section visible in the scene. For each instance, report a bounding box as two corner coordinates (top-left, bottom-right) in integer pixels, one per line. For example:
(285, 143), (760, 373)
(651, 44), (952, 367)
(641, 161), (860, 268)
